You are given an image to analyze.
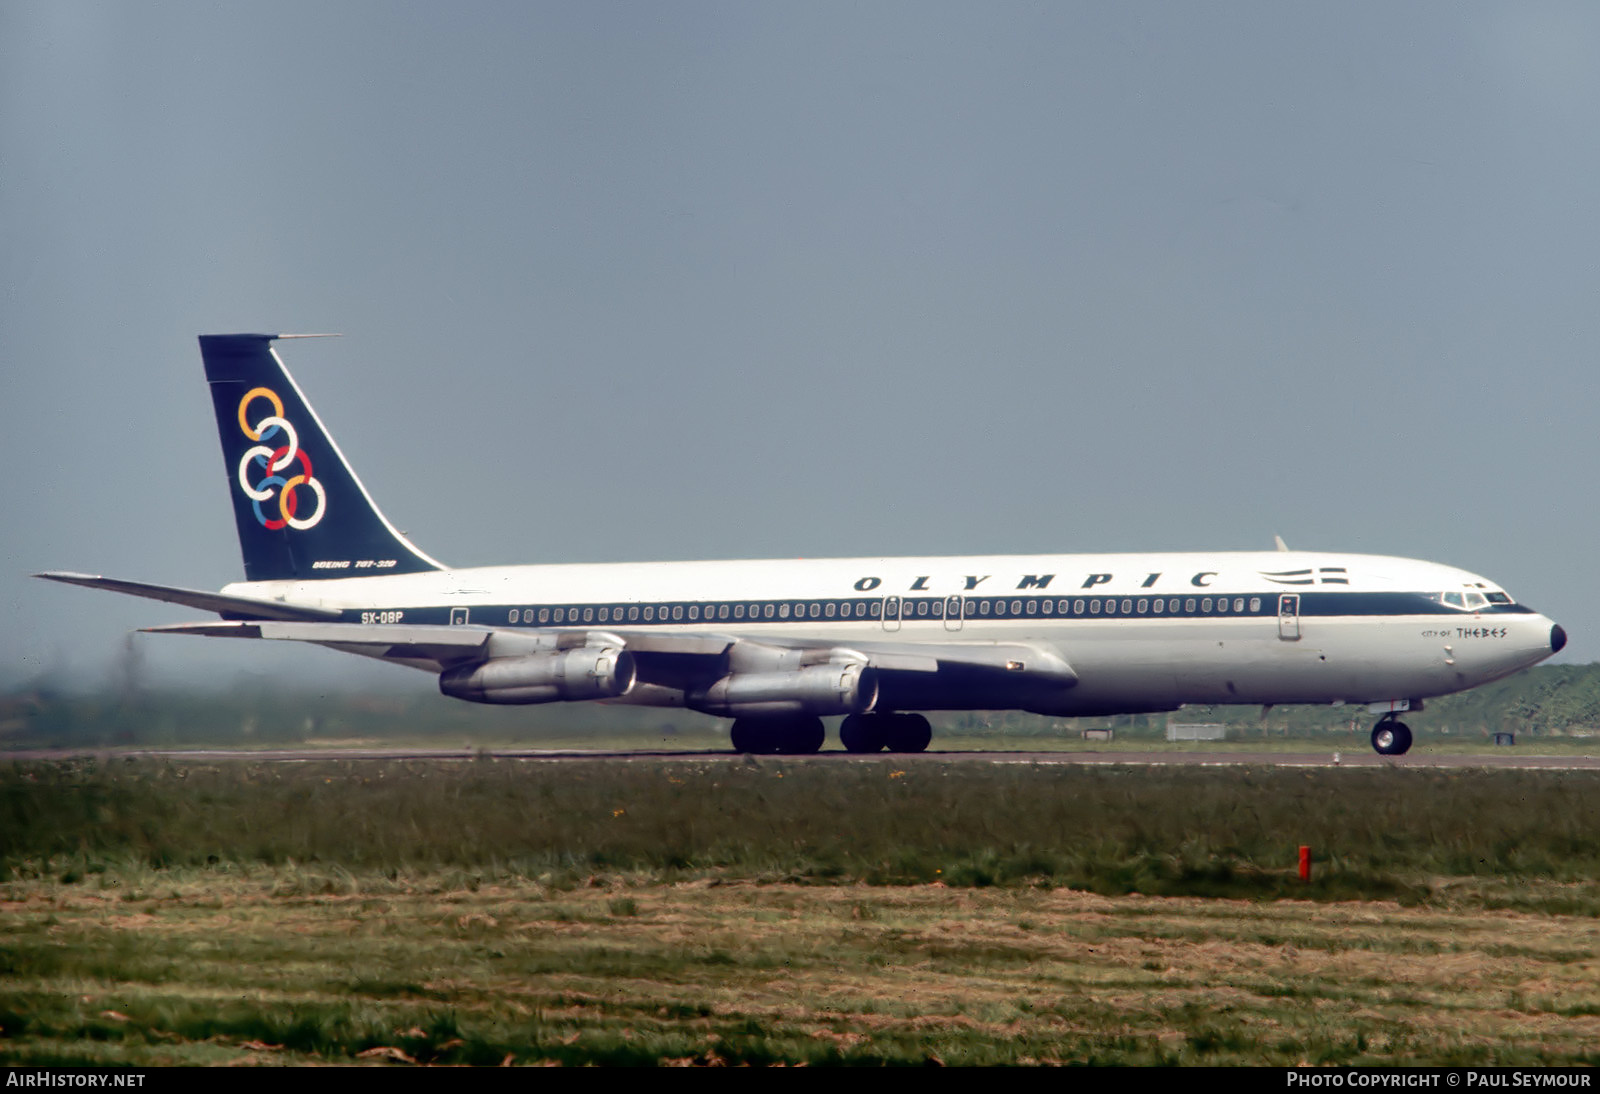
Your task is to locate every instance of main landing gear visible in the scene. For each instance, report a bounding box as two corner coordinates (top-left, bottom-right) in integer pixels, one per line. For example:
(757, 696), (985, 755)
(839, 712), (932, 754)
(725, 712), (934, 755)
(729, 715), (826, 755)
(1371, 715), (1413, 756)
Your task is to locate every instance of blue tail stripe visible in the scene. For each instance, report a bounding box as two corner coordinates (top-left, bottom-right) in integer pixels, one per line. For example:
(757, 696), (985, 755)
(199, 334), (445, 582)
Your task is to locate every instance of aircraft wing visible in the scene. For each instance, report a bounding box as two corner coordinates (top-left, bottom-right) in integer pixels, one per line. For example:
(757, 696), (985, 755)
(141, 620), (1077, 692)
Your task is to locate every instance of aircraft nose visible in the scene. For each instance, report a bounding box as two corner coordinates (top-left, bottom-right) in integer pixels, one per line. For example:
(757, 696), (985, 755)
(1551, 623), (1568, 654)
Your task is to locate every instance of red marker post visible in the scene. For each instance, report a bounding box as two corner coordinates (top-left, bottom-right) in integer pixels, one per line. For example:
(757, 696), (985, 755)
(1298, 845), (1311, 883)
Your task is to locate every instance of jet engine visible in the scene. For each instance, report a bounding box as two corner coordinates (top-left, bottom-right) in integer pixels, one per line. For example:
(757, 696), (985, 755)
(688, 662), (878, 718)
(439, 646), (636, 704)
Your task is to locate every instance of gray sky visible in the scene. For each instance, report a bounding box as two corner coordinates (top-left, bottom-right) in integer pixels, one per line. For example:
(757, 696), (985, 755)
(4, 2), (1597, 690)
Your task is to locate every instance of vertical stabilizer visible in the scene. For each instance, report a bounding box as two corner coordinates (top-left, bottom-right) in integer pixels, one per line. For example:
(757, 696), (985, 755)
(199, 334), (446, 582)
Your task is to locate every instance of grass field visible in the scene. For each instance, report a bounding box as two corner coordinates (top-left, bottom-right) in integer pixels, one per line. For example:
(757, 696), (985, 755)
(5, 757), (1600, 1065)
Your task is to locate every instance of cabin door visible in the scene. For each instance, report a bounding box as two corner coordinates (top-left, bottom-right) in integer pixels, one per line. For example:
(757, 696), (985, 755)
(943, 595), (964, 632)
(881, 596), (901, 632)
(1277, 594), (1300, 640)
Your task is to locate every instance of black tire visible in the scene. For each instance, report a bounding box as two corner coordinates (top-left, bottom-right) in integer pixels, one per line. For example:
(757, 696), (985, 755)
(840, 713), (885, 753)
(884, 712), (932, 753)
(731, 716), (825, 754)
(1371, 719), (1413, 756)
(782, 716), (826, 755)
(729, 718), (762, 753)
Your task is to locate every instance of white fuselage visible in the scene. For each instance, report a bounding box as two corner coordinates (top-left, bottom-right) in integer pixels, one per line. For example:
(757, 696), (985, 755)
(223, 549), (1561, 714)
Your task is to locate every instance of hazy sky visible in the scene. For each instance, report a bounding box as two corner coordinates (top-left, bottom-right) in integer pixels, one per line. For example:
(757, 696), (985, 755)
(5, 2), (1598, 690)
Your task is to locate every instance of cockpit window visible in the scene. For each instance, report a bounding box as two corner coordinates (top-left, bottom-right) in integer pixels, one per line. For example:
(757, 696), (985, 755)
(1442, 591), (1465, 610)
(1486, 592), (1511, 604)
(1464, 591), (1488, 610)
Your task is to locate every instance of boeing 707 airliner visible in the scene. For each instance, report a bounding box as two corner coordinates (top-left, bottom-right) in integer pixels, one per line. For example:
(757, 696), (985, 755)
(38, 334), (1567, 755)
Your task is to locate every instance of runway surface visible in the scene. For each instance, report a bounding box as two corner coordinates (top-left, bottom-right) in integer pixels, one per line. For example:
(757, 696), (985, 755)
(8, 746), (1600, 769)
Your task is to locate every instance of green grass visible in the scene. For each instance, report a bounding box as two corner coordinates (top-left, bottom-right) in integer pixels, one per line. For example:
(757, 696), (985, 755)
(7, 758), (1600, 900)
(8, 758), (1600, 1064)
(4, 865), (1600, 1065)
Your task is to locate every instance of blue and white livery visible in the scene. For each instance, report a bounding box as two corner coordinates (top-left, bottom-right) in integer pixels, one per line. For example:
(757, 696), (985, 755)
(38, 334), (1567, 756)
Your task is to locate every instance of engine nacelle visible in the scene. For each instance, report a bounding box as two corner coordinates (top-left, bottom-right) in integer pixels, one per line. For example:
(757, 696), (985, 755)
(689, 663), (878, 718)
(439, 647), (636, 705)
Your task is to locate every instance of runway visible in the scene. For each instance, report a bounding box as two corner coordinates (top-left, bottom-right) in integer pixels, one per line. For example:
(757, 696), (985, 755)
(8, 746), (1600, 769)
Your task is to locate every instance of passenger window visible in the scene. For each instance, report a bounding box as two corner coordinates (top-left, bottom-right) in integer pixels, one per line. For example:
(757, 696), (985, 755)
(1248, 598), (1260, 613)
(1074, 599), (1085, 614)
(671, 605), (683, 621)
(598, 607), (609, 622)
(869, 602), (881, 618)
(1058, 599), (1069, 613)
(764, 604), (775, 619)
(1233, 598), (1244, 613)
(734, 604), (744, 619)
(688, 606), (698, 620)
(825, 602), (836, 618)
(1041, 599), (1053, 615)
(719, 604), (729, 620)
(583, 607), (594, 622)
(1201, 599), (1212, 613)
(1152, 599), (1164, 614)
(538, 608), (550, 623)
(1137, 599), (1148, 614)
(1090, 599), (1101, 614)
(554, 608), (566, 622)
(1026, 599), (1037, 615)
(1120, 599), (1132, 614)
(1011, 600), (1022, 615)
(979, 600), (990, 616)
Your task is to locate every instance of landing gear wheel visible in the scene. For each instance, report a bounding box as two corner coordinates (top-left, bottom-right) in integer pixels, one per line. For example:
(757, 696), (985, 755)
(1371, 718), (1413, 756)
(729, 716), (826, 755)
(840, 713), (886, 753)
(730, 718), (762, 754)
(782, 716), (826, 755)
(883, 713), (932, 754)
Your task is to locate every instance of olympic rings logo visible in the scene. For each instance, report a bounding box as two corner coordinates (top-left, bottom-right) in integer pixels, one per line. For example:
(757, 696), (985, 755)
(236, 387), (327, 531)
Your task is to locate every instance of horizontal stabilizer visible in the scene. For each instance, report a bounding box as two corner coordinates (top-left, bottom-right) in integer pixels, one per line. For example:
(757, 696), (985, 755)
(142, 620), (494, 668)
(34, 572), (342, 621)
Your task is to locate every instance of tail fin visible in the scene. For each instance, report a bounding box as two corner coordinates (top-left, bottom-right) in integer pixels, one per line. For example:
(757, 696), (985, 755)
(199, 333), (446, 582)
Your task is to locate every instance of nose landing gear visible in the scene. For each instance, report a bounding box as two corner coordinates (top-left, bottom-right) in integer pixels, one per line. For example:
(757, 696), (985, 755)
(1371, 715), (1413, 756)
